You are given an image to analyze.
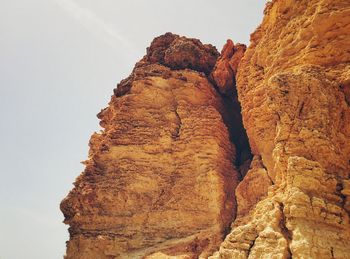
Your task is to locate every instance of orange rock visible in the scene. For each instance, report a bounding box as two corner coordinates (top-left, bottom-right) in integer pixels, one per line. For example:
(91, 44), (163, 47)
(210, 40), (246, 95)
(61, 1), (350, 258)
(61, 34), (240, 259)
(146, 32), (219, 75)
(212, 0), (350, 258)
(234, 156), (272, 219)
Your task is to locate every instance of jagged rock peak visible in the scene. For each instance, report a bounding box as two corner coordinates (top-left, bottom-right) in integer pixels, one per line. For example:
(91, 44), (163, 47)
(114, 32), (220, 98)
(145, 32), (219, 75)
(210, 39), (246, 95)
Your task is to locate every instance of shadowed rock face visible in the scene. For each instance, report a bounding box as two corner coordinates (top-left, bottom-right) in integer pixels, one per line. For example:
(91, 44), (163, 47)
(210, 40), (252, 179)
(61, 33), (245, 259)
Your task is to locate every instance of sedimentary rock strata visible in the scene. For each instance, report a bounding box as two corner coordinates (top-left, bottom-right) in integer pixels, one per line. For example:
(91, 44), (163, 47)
(212, 0), (350, 258)
(62, 0), (350, 258)
(61, 34), (243, 259)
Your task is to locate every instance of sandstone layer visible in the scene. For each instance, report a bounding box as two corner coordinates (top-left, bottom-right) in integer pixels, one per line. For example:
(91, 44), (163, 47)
(212, 0), (350, 258)
(61, 34), (244, 259)
(62, 1), (350, 258)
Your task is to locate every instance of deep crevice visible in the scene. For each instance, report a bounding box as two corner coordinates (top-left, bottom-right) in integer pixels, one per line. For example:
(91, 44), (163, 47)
(214, 83), (253, 180)
(173, 106), (182, 139)
(208, 65), (253, 246)
(247, 234), (259, 256)
(278, 203), (293, 259)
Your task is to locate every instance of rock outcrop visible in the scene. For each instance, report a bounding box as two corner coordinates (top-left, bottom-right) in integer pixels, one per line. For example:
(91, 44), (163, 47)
(62, 0), (350, 258)
(61, 33), (244, 259)
(212, 0), (350, 258)
(210, 40), (251, 179)
(210, 39), (246, 95)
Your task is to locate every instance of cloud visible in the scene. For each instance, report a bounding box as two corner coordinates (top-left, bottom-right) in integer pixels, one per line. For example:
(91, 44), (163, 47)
(53, 0), (137, 55)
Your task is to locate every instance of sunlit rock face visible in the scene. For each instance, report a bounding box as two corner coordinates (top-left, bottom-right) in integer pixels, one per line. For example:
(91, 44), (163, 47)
(61, 33), (244, 259)
(212, 0), (350, 258)
(61, 1), (350, 258)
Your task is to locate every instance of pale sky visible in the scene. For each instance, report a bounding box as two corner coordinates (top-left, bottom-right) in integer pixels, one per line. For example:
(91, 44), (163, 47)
(0, 1), (265, 258)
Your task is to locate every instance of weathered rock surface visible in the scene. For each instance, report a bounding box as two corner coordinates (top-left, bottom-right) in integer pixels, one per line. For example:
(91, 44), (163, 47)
(61, 33), (242, 259)
(212, 0), (350, 258)
(62, 1), (350, 258)
(210, 40), (246, 95)
(209, 40), (251, 178)
(146, 33), (219, 76)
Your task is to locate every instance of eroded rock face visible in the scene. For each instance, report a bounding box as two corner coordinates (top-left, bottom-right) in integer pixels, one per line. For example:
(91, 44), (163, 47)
(114, 33), (219, 98)
(210, 40), (246, 95)
(212, 0), (350, 258)
(62, 1), (350, 258)
(61, 33), (241, 259)
(145, 32), (219, 76)
(209, 40), (251, 179)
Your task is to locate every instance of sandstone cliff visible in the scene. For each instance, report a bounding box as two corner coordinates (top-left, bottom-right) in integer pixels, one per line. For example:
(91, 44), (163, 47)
(61, 0), (350, 258)
(212, 0), (350, 258)
(61, 33), (249, 259)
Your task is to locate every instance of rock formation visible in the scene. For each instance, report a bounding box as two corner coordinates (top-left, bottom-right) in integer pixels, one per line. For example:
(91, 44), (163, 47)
(61, 33), (247, 259)
(212, 0), (350, 258)
(61, 0), (350, 258)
